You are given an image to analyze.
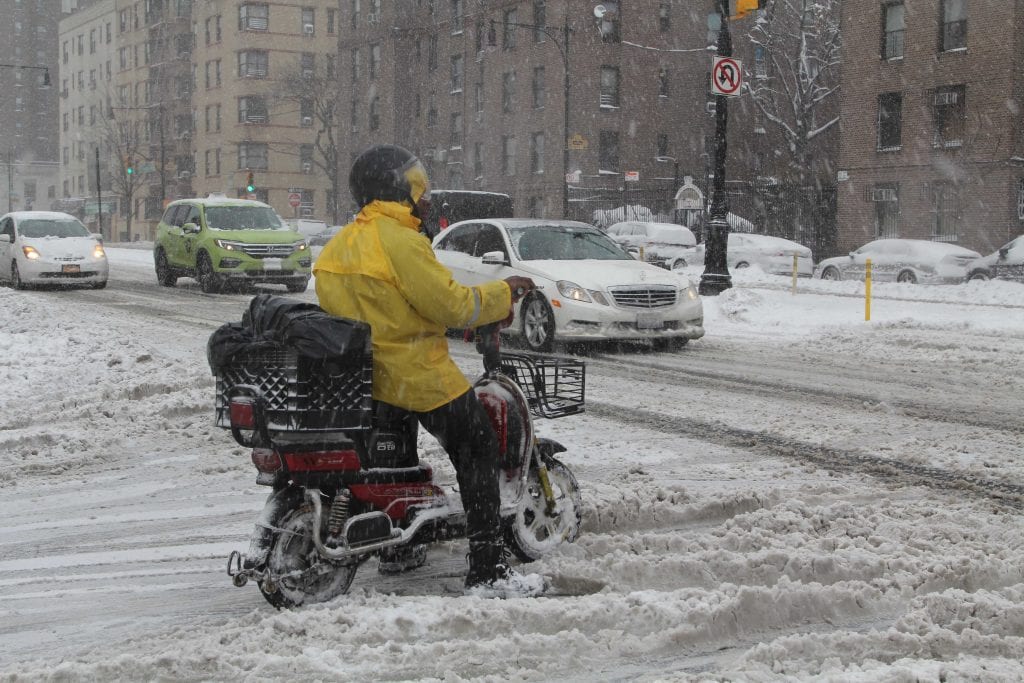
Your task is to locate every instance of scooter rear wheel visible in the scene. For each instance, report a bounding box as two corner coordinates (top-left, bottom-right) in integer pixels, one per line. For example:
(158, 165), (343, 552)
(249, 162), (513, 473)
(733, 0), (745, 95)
(259, 504), (358, 608)
(505, 457), (582, 562)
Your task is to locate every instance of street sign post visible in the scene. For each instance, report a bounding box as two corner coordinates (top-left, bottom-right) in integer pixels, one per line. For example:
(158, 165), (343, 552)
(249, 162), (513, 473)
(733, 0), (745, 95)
(624, 170), (640, 183)
(288, 192), (302, 208)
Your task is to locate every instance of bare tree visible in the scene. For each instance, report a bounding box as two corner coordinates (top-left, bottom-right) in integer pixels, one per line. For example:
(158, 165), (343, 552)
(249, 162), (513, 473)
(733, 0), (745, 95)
(745, 0), (840, 187)
(97, 105), (148, 239)
(274, 62), (343, 225)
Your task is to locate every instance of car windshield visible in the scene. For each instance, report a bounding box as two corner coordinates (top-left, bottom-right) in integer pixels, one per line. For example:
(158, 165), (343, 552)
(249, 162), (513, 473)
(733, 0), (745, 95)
(508, 225), (632, 261)
(205, 206), (283, 231)
(19, 218), (90, 238)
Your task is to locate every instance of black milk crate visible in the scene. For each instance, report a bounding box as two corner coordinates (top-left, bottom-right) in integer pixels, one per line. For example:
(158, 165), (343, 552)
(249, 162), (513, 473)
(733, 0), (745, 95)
(498, 353), (585, 419)
(215, 347), (372, 432)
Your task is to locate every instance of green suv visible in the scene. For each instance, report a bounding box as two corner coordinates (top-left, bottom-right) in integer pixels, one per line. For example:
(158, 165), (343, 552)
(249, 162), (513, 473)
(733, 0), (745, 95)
(153, 196), (311, 293)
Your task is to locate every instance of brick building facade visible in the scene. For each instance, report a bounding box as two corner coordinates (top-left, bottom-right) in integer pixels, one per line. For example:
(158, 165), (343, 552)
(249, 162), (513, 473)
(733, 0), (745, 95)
(837, 0), (1024, 255)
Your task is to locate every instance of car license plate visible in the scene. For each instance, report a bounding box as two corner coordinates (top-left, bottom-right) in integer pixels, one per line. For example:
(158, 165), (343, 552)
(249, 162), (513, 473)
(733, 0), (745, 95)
(62, 264), (81, 274)
(262, 258), (282, 271)
(636, 311), (664, 329)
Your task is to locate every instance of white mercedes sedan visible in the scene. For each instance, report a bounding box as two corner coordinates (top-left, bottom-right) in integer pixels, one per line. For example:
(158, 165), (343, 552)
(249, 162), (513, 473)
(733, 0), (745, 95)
(433, 219), (704, 352)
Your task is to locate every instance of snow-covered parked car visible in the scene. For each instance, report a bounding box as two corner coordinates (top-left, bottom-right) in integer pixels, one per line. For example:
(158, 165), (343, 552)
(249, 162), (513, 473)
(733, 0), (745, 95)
(433, 219), (704, 351)
(605, 221), (697, 271)
(0, 211), (109, 289)
(964, 235), (1024, 282)
(687, 233), (814, 277)
(815, 238), (981, 284)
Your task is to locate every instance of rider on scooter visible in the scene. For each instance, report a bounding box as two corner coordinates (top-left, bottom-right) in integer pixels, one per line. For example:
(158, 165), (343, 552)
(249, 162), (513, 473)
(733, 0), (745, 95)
(313, 144), (542, 595)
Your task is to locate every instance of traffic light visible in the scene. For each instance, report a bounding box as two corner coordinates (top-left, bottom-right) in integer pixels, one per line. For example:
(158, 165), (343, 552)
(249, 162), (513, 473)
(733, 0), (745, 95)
(245, 171), (255, 193)
(126, 158), (134, 175)
(734, 0), (767, 19)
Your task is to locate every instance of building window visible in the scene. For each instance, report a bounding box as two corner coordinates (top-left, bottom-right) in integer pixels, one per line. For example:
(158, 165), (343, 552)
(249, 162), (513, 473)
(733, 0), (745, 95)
(239, 4), (269, 31)
(327, 9), (336, 34)
(351, 0), (361, 29)
(530, 132), (545, 174)
(657, 133), (669, 159)
(754, 46), (767, 78)
(369, 96), (380, 130)
(302, 52), (316, 79)
(475, 82), (484, 121)
(533, 1), (546, 42)
(931, 181), (961, 240)
(940, 0), (967, 51)
(450, 54), (464, 92)
(474, 142), (483, 179)
(238, 96), (268, 124)
(428, 35), (438, 71)
(600, 66), (620, 108)
(427, 92), (438, 127)
(532, 66), (546, 108)
(599, 130), (620, 169)
(301, 7), (315, 35)
(658, 67), (669, 97)
(300, 98), (314, 126)
(528, 196), (544, 217)
(451, 0), (464, 33)
(502, 71), (515, 112)
(1018, 179), (1024, 221)
(503, 9), (518, 49)
(598, 1), (620, 42)
(659, 1), (670, 31)
(238, 143), (268, 170)
(872, 183), (899, 238)
(932, 85), (965, 147)
(502, 135), (516, 175)
(882, 1), (905, 59)
(450, 112), (463, 147)
(351, 48), (361, 81)
(877, 92), (902, 150)
(239, 51), (269, 78)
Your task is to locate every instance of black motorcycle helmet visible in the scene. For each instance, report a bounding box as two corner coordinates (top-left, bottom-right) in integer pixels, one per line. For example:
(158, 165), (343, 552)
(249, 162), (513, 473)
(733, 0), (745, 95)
(348, 144), (431, 218)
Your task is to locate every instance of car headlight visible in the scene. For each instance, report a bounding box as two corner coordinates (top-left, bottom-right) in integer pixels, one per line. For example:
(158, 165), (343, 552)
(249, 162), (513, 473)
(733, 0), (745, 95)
(93, 244), (106, 259)
(214, 239), (243, 251)
(22, 245), (40, 260)
(556, 280), (592, 303)
(294, 241), (308, 251)
(680, 285), (699, 301)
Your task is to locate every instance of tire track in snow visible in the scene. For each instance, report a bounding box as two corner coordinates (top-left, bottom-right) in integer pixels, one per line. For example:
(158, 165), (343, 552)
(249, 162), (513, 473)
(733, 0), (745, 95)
(587, 400), (1024, 506)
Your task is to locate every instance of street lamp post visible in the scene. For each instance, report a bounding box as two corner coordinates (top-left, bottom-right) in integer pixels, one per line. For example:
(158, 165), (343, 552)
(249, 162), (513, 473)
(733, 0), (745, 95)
(699, 0), (734, 296)
(490, 19), (571, 219)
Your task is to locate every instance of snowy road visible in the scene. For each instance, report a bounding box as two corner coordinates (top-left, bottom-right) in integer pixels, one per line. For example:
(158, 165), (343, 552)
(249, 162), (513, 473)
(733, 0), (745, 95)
(2, 248), (1023, 680)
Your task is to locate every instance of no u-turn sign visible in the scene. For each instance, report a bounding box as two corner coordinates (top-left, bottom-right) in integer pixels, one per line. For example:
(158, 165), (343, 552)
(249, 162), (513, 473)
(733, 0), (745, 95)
(711, 56), (743, 97)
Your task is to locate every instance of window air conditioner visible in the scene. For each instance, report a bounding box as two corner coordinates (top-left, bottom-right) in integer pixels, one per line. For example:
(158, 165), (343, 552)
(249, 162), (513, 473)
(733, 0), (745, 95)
(302, 162), (312, 173)
(301, 116), (313, 126)
(367, 12), (381, 24)
(178, 170), (192, 179)
(303, 23), (315, 34)
(871, 188), (897, 202)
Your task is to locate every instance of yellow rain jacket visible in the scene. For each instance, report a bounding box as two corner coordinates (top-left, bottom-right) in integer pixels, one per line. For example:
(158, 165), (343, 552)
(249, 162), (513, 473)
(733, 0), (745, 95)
(314, 201), (512, 412)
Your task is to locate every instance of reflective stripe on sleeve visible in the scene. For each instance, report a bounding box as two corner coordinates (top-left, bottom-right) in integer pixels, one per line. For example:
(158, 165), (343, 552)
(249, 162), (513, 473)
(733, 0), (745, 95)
(466, 288), (482, 326)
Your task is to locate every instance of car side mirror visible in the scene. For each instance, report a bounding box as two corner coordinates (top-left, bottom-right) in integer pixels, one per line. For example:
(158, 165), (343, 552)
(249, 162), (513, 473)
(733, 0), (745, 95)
(480, 250), (509, 266)
(849, 252), (856, 259)
(182, 222), (200, 234)
(0, 234), (10, 244)
(999, 247), (1010, 259)
(91, 232), (103, 242)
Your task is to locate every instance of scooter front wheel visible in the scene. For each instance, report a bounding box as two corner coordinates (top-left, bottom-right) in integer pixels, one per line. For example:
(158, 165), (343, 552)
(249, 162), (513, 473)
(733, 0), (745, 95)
(260, 503), (358, 608)
(505, 456), (582, 562)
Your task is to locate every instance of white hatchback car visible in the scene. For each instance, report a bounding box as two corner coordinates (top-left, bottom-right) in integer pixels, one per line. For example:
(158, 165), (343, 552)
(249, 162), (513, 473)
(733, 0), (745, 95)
(433, 219), (704, 351)
(605, 221), (698, 271)
(815, 238), (981, 284)
(686, 233), (814, 277)
(0, 211), (108, 289)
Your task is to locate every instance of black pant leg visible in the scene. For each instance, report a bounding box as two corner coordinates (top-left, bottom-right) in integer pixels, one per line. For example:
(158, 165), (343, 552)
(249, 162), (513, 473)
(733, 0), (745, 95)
(416, 390), (503, 546)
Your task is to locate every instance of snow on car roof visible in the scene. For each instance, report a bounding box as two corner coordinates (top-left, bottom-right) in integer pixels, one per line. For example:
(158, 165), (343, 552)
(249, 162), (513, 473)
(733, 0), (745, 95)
(171, 197), (271, 208)
(2, 211), (80, 221)
(739, 233), (807, 248)
(867, 238), (982, 258)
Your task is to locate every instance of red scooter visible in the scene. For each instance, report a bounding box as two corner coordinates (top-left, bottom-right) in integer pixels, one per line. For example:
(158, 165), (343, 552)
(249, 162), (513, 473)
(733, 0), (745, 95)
(212, 298), (584, 608)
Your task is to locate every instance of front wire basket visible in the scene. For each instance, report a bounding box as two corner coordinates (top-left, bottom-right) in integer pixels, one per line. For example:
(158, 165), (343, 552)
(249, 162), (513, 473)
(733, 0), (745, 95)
(497, 353), (585, 419)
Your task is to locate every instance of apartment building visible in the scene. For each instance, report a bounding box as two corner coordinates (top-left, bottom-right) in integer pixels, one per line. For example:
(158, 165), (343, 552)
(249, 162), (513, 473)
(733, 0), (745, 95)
(837, 0), (1024, 254)
(190, 1), (342, 224)
(1, 0), (62, 213)
(57, 0), (118, 229)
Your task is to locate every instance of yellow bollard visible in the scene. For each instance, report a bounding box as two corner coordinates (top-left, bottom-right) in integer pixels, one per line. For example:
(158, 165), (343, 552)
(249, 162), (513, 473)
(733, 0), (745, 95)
(792, 253), (798, 294)
(638, 246), (645, 262)
(865, 258), (872, 321)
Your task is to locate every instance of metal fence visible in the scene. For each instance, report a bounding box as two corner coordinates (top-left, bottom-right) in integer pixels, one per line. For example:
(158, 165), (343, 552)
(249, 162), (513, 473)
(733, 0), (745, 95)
(568, 180), (839, 260)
